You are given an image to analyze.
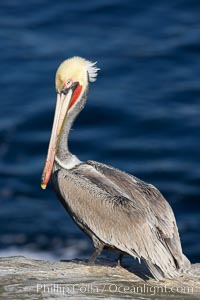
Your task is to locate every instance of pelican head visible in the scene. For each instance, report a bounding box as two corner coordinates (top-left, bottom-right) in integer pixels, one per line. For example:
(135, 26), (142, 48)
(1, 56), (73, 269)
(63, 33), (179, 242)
(41, 56), (99, 189)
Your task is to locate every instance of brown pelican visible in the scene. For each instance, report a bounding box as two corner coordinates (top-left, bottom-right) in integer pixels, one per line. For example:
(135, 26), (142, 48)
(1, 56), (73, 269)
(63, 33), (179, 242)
(41, 56), (190, 280)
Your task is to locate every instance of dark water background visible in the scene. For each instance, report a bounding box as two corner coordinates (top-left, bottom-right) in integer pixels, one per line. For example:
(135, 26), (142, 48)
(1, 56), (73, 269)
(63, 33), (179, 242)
(0, 0), (199, 263)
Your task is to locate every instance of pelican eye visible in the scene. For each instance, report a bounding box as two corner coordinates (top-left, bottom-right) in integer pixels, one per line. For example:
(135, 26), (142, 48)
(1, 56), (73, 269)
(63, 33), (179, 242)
(61, 79), (73, 94)
(65, 79), (73, 88)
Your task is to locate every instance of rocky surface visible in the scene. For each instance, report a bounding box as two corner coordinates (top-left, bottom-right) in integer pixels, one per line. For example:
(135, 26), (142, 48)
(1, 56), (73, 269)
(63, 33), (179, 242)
(0, 256), (199, 299)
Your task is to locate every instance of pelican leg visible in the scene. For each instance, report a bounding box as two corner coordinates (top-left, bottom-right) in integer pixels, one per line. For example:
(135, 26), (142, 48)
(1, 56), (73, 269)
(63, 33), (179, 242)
(88, 246), (103, 265)
(116, 253), (123, 266)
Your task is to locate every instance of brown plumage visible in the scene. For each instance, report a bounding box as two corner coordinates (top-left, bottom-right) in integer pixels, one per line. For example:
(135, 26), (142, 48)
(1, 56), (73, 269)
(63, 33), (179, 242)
(41, 56), (190, 280)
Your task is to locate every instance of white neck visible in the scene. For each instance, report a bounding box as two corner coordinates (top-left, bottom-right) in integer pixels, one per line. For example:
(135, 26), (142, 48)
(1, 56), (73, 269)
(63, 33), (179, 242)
(55, 154), (81, 170)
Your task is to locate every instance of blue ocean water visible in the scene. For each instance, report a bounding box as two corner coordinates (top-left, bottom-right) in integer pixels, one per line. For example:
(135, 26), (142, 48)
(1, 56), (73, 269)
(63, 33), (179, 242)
(0, 0), (199, 262)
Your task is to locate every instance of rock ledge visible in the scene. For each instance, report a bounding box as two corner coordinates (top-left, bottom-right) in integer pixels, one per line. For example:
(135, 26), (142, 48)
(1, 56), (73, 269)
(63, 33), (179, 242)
(0, 256), (199, 299)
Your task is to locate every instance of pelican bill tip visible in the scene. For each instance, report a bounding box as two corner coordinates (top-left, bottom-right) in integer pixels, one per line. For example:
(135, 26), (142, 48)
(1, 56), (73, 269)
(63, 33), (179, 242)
(41, 183), (47, 190)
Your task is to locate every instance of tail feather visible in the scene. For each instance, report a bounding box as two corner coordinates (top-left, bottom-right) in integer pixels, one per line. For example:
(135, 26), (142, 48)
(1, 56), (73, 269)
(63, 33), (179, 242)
(164, 234), (191, 274)
(144, 261), (165, 280)
(182, 254), (191, 272)
(142, 232), (189, 280)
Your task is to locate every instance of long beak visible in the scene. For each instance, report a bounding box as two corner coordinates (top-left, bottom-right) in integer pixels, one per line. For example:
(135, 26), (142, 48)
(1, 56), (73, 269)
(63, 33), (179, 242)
(41, 90), (73, 189)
